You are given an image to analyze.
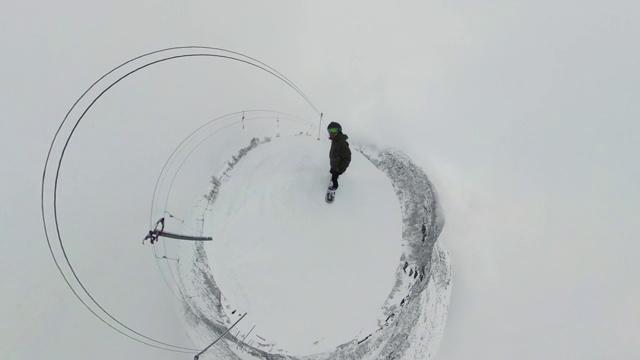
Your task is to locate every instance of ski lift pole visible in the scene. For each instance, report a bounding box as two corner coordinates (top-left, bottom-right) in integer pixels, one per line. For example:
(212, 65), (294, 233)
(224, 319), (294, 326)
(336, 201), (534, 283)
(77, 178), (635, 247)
(194, 313), (247, 360)
(316, 112), (323, 140)
(237, 324), (256, 349)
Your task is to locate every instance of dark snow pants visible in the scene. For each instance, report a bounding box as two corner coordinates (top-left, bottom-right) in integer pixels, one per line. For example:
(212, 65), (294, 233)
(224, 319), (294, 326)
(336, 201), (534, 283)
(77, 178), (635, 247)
(331, 172), (340, 189)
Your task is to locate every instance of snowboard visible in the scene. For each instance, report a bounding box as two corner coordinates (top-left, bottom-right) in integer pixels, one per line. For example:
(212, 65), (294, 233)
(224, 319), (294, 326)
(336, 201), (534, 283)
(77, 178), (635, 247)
(325, 185), (336, 204)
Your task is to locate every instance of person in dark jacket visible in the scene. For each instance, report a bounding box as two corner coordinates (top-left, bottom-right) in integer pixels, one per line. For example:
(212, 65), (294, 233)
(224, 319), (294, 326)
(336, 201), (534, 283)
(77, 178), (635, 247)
(327, 121), (351, 190)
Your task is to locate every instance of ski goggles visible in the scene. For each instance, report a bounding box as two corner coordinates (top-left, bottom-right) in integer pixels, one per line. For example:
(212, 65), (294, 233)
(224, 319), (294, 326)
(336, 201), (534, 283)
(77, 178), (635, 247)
(328, 128), (340, 134)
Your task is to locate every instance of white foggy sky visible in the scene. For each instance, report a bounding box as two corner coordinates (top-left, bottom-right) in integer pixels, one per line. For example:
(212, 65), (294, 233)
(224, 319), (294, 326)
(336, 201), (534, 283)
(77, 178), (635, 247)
(2, 1), (639, 359)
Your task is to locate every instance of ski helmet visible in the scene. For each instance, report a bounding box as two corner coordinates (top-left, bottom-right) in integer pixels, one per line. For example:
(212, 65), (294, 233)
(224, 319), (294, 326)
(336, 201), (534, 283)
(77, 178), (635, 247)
(327, 122), (342, 133)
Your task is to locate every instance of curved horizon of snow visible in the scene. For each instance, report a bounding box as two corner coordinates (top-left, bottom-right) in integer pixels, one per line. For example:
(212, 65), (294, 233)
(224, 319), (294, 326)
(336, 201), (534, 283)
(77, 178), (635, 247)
(175, 135), (451, 360)
(204, 135), (404, 355)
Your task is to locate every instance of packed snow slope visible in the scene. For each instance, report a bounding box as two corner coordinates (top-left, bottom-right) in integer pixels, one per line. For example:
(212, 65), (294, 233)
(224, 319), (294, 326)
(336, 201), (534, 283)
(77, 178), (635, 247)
(175, 133), (450, 360)
(204, 135), (404, 355)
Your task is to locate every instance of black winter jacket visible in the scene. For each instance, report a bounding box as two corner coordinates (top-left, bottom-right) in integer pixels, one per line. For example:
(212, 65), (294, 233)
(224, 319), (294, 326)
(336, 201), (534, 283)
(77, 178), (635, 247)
(329, 133), (351, 173)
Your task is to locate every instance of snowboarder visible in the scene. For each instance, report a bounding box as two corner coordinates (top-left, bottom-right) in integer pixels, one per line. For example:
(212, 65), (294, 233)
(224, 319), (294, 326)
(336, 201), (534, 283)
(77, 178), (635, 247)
(326, 122), (351, 201)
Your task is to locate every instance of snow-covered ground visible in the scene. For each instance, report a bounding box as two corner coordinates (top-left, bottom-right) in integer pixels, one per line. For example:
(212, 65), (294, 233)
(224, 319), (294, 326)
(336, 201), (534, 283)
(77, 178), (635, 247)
(5, 2), (639, 359)
(173, 134), (450, 359)
(206, 136), (403, 354)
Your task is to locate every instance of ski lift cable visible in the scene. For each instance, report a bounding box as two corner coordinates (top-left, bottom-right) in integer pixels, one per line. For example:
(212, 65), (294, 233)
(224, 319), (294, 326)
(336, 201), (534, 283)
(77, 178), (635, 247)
(160, 234), (190, 304)
(160, 114), (309, 216)
(47, 207), (200, 352)
(42, 47), (320, 353)
(180, 46), (321, 116)
(66, 53), (317, 231)
(153, 115), (312, 322)
(160, 118), (256, 216)
(46, 58), (207, 351)
(145, 216), (190, 306)
(152, 243), (206, 326)
(149, 110), (243, 226)
(152, 243), (187, 306)
(44, 47), (318, 190)
(45, 56), (256, 352)
(40, 212), (195, 352)
(150, 110), (308, 226)
(151, 115), (312, 319)
(45, 185), (200, 350)
(149, 110), (242, 228)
